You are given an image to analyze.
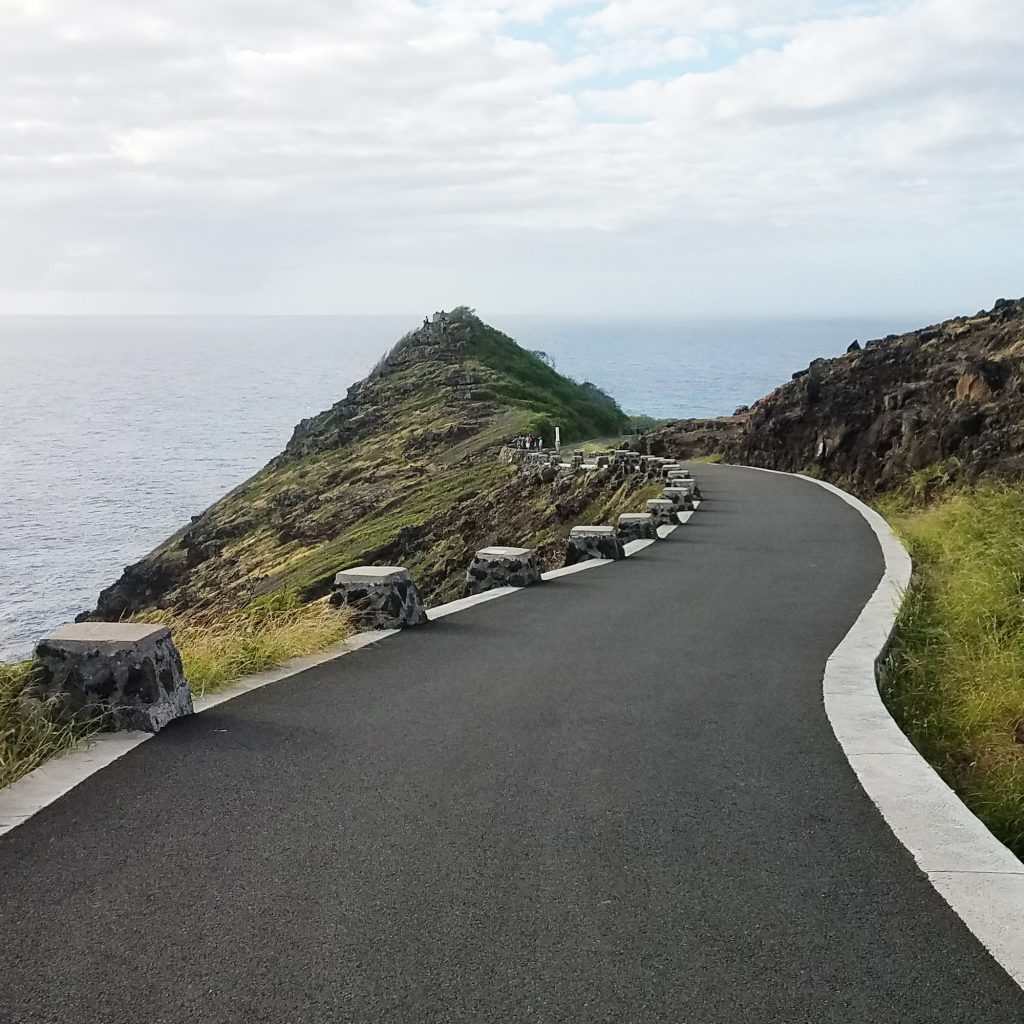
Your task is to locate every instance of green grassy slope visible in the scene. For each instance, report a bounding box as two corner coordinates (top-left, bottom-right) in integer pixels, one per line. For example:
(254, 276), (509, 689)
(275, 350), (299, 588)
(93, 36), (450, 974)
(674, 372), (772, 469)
(89, 308), (637, 625)
(458, 311), (626, 442)
(0, 308), (649, 790)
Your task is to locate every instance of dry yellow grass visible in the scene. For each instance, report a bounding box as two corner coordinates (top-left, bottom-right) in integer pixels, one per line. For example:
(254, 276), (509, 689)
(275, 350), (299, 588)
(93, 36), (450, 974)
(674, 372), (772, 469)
(0, 660), (97, 790)
(0, 598), (354, 789)
(143, 598), (354, 697)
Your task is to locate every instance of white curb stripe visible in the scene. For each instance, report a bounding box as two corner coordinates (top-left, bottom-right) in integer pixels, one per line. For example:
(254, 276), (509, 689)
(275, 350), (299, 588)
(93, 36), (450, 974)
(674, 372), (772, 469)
(735, 464), (1024, 989)
(427, 588), (520, 620)
(0, 492), (702, 836)
(0, 733), (150, 833)
(541, 559), (614, 581)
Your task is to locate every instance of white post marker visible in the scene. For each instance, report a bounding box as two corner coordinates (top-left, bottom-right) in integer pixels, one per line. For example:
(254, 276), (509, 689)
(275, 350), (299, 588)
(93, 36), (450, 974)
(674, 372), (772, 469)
(555, 426), (561, 451)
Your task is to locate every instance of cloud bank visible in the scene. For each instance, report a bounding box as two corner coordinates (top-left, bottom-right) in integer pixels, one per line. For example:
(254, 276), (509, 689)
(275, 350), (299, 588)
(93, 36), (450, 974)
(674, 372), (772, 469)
(1, 0), (1021, 314)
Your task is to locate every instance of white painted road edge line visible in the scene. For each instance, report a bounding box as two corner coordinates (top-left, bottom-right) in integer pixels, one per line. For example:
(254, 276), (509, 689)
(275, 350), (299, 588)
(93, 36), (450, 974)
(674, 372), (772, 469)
(541, 559), (614, 582)
(0, 490), (700, 836)
(737, 464), (1024, 990)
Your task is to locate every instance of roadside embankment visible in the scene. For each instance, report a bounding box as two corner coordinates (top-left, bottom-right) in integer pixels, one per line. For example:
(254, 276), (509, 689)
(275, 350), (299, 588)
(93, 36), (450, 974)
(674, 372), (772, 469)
(878, 482), (1024, 858)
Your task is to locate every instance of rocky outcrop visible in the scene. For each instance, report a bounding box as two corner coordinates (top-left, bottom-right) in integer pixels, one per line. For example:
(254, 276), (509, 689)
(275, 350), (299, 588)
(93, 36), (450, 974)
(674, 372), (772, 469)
(281, 317), (482, 463)
(645, 417), (746, 463)
(648, 297), (1024, 495)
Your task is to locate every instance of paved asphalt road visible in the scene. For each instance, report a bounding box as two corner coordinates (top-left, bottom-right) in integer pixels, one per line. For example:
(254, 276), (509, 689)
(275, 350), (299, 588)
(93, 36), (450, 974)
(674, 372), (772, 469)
(2, 465), (1023, 1023)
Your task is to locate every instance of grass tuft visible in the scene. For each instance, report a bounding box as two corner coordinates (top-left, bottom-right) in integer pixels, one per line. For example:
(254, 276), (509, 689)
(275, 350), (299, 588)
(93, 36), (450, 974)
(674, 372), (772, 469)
(878, 483), (1024, 856)
(0, 661), (100, 790)
(145, 600), (354, 697)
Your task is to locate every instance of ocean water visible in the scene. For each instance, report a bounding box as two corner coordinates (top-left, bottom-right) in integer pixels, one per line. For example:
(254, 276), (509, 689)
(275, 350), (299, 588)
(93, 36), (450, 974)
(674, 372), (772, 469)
(0, 313), (915, 661)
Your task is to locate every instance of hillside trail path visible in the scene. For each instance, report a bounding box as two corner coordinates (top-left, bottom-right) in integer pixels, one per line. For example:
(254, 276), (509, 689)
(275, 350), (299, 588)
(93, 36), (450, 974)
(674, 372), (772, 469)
(2, 465), (1023, 1023)
(558, 434), (629, 456)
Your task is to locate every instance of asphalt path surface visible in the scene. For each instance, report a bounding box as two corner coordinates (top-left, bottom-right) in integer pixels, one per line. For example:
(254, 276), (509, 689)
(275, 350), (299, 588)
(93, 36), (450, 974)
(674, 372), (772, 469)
(2, 464), (1023, 1023)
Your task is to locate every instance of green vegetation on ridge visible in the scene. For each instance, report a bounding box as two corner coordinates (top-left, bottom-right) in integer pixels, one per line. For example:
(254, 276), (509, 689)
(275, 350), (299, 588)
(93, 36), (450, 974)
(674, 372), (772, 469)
(89, 307), (642, 625)
(456, 308), (627, 443)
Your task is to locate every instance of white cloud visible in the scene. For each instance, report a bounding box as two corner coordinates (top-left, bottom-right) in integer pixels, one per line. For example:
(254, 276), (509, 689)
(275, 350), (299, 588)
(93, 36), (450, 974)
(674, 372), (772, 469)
(0, 0), (1021, 313)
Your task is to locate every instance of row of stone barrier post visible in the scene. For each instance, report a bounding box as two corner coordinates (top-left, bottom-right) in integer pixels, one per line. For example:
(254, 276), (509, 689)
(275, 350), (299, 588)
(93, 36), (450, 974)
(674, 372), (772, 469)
(27, 448), (699, 737)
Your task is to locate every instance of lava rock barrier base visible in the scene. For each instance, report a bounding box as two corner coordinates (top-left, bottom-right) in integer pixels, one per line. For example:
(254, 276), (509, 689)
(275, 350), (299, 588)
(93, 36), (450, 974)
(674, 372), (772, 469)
(465, 547), (542, 595)
(565, 526), (626, 564)
(331, 566), (428, 629)
(33, 623), (194, 733)
(615, 513), (658, 542)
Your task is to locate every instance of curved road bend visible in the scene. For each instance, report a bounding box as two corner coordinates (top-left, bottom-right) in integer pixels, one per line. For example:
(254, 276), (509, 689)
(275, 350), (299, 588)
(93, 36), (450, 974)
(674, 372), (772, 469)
(2, 465), (1023, 1024)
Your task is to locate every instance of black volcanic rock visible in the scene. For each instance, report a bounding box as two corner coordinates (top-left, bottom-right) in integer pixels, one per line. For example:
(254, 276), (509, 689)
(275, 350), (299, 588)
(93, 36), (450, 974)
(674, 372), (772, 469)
(647, 297), (1024, 495)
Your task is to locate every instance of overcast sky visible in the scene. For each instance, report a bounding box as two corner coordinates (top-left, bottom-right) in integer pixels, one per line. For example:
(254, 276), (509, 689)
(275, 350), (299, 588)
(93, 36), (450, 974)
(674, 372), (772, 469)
(1, 0), (1021, 317)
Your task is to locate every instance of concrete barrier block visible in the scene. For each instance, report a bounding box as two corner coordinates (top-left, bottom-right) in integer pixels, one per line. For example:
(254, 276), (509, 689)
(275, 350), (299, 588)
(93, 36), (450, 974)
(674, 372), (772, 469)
(565, 525), (626, 564)
(465, 546), (542, 595)
(666, 477), (696, 493)
(33, 623), (194, 733)
(615, 513), (658, 542)
(646, 499), (677, 527)
(331, 566), (428, 629)
(662, 487), (695, 511)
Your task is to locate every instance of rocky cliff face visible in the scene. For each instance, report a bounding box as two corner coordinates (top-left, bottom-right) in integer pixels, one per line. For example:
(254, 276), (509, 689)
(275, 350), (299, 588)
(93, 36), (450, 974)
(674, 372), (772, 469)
(648, 297), (1024, 495)
(88, 308), (640, 623)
